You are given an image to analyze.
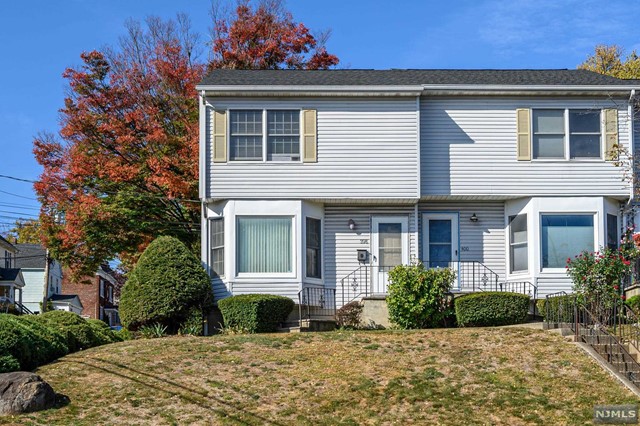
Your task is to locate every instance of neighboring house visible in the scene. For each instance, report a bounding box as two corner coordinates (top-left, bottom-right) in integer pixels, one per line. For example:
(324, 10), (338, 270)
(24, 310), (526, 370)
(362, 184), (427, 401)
(61, 265), (120, 325)
(196, 69), (640, 307)
(48, 294), (83, 314)
(0, 236), (25, 308)
(14, 244), (64, 314)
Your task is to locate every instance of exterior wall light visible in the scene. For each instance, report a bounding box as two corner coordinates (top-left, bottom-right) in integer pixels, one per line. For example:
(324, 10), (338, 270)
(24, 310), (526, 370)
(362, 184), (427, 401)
(348, 219), (356, 230)
(470, 213), (479, 223)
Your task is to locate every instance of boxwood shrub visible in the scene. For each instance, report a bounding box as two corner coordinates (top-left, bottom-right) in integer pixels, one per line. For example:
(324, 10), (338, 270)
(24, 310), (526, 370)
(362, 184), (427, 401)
(86, 319), (122, 344)
(455, 292), (530, 327)
(31, 310), (99, 352)
(218, 294), (294, 333)
(0, 314), (68, 372)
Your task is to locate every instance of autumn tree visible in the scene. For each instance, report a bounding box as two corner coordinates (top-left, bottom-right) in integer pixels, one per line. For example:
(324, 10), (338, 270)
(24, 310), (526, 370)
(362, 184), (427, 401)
(578, 44), (640, 79)
(209, 0), (338, 70)
(34, 3), (339, 276)
(6, 219), (41, 244)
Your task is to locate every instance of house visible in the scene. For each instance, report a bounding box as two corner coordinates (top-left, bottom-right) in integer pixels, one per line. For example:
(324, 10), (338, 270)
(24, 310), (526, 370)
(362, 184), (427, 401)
(0, 236), (25, 310)
(196, 69), (639, 310)
(13, 244), (64, 314)
(48, 294), (83, 314)
(61, 264), (120, 326)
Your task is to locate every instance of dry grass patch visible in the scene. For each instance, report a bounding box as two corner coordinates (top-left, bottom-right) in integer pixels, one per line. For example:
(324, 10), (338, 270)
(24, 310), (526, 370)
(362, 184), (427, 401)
(2, 327), (638, 425)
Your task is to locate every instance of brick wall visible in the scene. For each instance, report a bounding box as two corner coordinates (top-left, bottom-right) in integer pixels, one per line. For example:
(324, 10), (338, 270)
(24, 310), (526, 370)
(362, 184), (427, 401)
(61, 269), (99, 319)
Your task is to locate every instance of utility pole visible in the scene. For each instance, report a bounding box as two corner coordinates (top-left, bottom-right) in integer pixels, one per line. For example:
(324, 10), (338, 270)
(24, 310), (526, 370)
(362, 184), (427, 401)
(41, 249), (50, 313)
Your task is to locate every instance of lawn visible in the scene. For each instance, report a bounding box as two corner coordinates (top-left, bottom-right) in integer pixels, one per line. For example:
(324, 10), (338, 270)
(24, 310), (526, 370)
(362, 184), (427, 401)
(3, 327), (638, 425)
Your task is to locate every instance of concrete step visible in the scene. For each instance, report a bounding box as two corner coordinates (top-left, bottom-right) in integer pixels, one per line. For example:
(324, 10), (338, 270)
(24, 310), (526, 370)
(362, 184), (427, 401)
(276, 326), (302, 333)
(611, 361), (640, 373)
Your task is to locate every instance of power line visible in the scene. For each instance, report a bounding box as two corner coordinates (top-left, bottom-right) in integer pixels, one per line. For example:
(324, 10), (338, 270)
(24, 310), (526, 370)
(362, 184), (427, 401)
(0, 189), (38, 201)
(0, 174), (35, 183)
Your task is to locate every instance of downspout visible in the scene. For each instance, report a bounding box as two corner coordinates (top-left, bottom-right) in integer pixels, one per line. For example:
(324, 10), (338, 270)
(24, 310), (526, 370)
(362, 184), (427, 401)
(628, 89), (636, 204)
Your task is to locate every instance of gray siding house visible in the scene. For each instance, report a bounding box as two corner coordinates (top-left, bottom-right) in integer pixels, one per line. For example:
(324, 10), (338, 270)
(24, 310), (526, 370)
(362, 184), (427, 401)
(197, 69), (639, 306)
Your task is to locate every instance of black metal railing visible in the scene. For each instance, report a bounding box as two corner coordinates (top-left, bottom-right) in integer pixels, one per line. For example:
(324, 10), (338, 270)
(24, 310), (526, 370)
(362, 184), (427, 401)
(423, 260), (500, 293)
(14, 302), (34, 315)
(298, 286), (336, 321)
(339, 265), (394, 307)
(498, 281), (538, 299)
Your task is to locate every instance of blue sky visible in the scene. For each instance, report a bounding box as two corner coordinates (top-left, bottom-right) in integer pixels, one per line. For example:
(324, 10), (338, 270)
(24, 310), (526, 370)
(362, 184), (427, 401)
(1, 0), (639, 231)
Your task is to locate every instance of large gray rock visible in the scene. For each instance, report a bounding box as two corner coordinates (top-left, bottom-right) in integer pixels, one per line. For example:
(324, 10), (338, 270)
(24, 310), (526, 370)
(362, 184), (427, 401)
(0, 372), (56, 414)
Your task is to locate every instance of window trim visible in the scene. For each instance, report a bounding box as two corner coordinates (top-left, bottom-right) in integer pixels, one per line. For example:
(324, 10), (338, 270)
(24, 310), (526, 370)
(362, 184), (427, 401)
(209, 217), (225, 278)
(235, 215), (296, 278)
(531, 108), (603, 161)
(305, 216), (322, 280)
(539, 212), (597, 271)
(509, 214), (528, 274)
(228, 108), (303, 163)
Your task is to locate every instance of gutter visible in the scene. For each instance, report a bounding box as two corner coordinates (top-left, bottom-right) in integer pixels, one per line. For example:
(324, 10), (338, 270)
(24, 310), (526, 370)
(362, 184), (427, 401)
(629, 89), (636, 203)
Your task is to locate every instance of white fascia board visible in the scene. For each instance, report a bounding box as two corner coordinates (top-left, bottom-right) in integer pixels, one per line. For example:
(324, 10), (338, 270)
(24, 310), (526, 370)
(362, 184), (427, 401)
(195, 84), (424, 96)
(421, 84), (640, 94)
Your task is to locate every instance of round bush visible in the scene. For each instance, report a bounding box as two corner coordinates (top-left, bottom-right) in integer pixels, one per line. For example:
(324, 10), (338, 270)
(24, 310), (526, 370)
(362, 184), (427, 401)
(32, 310), (99, 352)
(386, 264), (456, 329)
(87, 319), (122, 344)
(218, 294), (294, 333)
(455, 292), (530, 327)
(119, 236), (213, 331)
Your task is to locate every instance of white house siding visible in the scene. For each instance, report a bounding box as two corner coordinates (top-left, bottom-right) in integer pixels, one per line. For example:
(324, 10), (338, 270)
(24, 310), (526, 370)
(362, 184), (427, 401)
(20, 269), (44, 313)
(417, 201), (506, 280)
(421, 97), (631, 198)
(535, 275), (572, 298)
(205, 97), (419, 200)
(323, 205), (418, 306)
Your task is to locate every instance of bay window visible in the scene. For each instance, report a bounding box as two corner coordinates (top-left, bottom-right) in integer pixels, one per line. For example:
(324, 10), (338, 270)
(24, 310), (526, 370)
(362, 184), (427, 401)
(210, 218), (224, 277)
(306, 218), (321, 279)
(509, 214), (528, 273)
(541, 214), (594, 268)
(237, 217), (292, 274)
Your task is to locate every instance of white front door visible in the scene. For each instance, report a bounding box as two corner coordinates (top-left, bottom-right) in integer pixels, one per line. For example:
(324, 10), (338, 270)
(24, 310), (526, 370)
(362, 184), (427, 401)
(371, 216), (409, 294)
(422, 213), (459, 287)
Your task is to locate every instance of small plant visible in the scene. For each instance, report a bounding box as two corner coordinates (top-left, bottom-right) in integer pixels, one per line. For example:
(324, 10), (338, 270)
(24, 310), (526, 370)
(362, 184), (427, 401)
(336, 301), (363, 329)
(179, 324), (203, 336)
(218, 324), (251, 335)
(386, 263), (456, 329)
(139, 323), (167, 338)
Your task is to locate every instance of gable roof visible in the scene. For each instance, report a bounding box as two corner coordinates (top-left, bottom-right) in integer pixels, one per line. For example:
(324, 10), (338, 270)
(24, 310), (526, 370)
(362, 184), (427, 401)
(49, 294), (83, 308)
(14, 244), (46, 269)
(198, 69), (638, 88)
(0, 268), (21, 282)
(0, 235), (16, 252)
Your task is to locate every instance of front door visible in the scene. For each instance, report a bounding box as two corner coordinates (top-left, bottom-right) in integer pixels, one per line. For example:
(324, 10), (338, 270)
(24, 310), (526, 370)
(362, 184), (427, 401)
(422, 213), (459, 287)
(371, 216), (409, 294)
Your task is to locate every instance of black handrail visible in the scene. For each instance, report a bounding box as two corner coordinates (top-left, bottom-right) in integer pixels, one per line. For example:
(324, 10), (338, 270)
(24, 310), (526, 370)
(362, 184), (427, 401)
(14, 301), (33, 315)
(298, 286), (336, 322)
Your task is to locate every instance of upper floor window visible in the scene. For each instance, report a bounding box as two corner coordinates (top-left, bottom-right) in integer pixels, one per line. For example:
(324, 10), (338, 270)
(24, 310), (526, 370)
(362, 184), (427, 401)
(4, 251), (11, 268)
(229, 110), (300, 162)
(532, 109), (601, 160)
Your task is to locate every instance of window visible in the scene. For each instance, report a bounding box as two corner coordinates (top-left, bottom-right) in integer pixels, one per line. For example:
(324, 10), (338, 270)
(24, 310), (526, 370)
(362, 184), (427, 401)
(509, 214), (528, 273)
(210, 218), (224, 277)
(569, 110), (601, 158)
(268, 111), (300, 161)
(533, 109), (565, 159)
(229, 109), (301, 161)
(4, 252), (11, 268)
(99, 280), (104, 298)
(306, 218), (321, 278)
(607, 214), (618, 250)
(541, 214), (594, 268)
(237, 217), (292, 274)
(230, 110), (263, 161)
(108, 286), (114, 303)
(532, 109), (602, 160)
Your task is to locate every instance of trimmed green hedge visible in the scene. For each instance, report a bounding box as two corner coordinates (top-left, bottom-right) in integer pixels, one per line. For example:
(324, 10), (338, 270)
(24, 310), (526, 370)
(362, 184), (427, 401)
(87, 319), (122, 344)
(455, 292), (530, 327)
(0, 314), (69, 372)
(626, 295), (640, 315)
(218, 294), (294, 333)
(31, 310), (99, 352)
(536, 295), (576, 322)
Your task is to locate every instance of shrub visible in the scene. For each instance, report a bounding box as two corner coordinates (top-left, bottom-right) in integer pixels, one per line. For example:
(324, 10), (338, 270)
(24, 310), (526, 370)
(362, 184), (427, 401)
(178, 307), (204, 336)
(536, 295), (576, 322)
(119, 236), (213, 332)
(386, 263), (456, 329)
(218, 294), (294, 333)
(626, 295), (640, 314)
(455, 292), (530, 327)
(87, 319), (122, 344)
(336, 301), (363, 329)
(115, 328), (133, 341)
(0, 314), (67, 372)
(32, 310), (99, 352)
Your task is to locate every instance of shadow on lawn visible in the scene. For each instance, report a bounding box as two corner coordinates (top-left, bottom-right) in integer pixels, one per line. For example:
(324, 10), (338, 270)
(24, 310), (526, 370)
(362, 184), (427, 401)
(65, 357), (290, 426)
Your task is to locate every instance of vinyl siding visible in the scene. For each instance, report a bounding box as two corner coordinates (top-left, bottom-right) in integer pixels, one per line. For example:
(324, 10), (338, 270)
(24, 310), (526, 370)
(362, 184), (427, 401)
(418, 201), (506, 280)
(421, 97), (631, 197)
(206, 97), (419, 200)
(324, 205), (418, 307)
(21, 269), (44, 313)
(535, 275), (572, 298)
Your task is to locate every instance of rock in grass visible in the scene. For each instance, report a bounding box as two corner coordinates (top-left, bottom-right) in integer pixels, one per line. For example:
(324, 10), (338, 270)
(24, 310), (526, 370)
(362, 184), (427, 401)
(0, 372), (56, 414)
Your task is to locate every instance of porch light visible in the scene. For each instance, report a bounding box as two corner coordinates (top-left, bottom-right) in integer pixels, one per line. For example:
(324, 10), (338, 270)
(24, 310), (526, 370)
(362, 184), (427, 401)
(348, 219), (356, 230)
(470, 213), (478, 223)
